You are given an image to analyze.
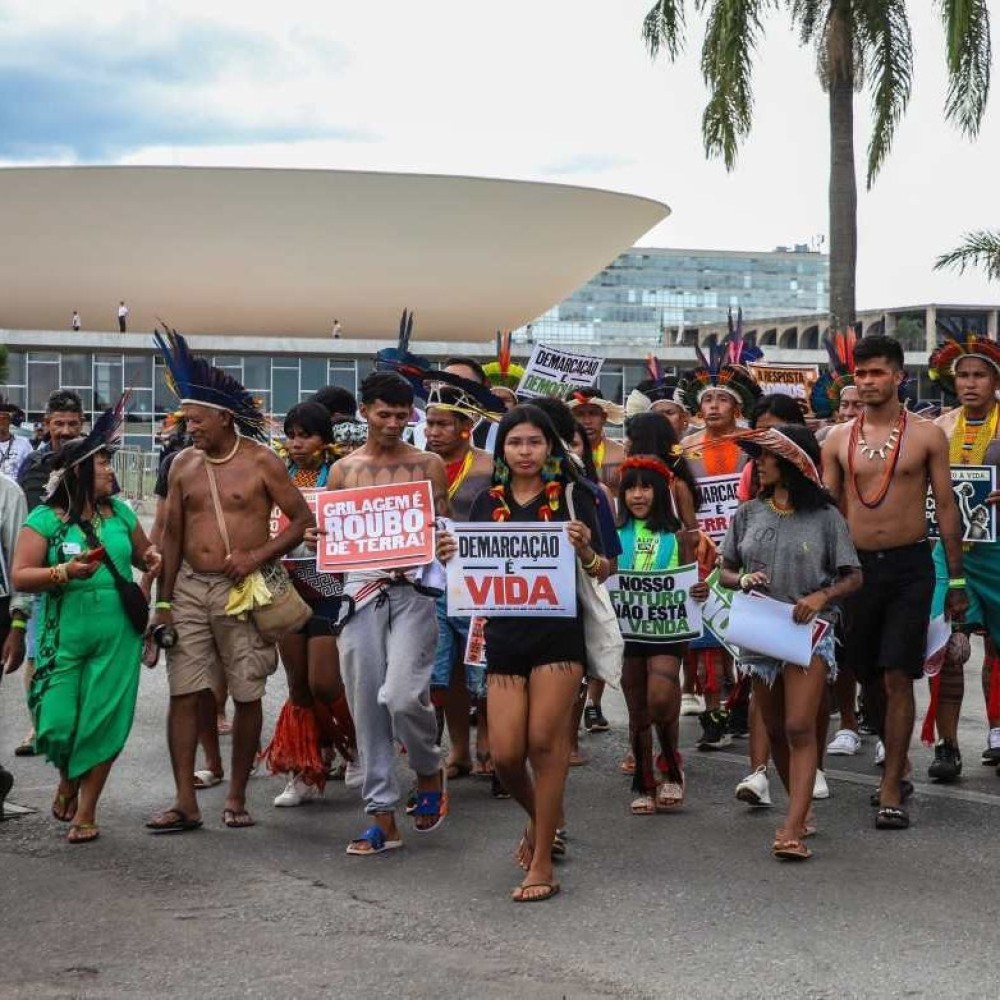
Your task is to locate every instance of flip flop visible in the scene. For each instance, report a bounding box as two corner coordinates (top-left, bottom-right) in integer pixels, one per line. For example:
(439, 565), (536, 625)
(412, 768), (448, 833)
(875, 806), (910, 830)
(193, 770), (223, 789)
(146, 807), (204, 834)
(619, 753), (636, 775)
(655, 777), (685, 812)
(346, 824), (403, 856)
(472, 754), (494, 780)
(67, 823), (100, 845)
(869, 780), (914, 807)
(52, 791), (78, 823)
(630, 794), (656, 816)
(772, 838), (812, 861)
(222, 808), (255, 829)
(512, 881), (561, 903)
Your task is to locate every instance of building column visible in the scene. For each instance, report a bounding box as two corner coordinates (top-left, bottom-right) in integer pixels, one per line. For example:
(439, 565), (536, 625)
(988, 309), (999, 342)
(925, 305), (937, 353)
(884, 311), (897, 336)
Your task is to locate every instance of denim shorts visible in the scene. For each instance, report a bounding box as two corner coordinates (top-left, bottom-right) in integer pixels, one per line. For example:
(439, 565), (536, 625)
(431, 594), (485, 698)
(738, 629), (838, 687)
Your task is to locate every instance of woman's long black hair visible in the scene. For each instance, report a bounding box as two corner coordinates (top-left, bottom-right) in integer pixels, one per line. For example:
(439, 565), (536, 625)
(625, 411), (702, 508)
(758, 424), (835, 513)
(616, 463), (682, 534)
(45, 439), (107, 521)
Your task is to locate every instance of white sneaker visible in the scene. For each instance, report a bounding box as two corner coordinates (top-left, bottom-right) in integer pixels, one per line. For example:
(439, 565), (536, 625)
(812, 769), (830, 800)
(735, 765), (772, 807)
(680, 693), (705, 716)
(344, 760), (364, 789)
(273, 775), (320, 807)
(874, 739), (885, 766)
(826, 728), (862, 756)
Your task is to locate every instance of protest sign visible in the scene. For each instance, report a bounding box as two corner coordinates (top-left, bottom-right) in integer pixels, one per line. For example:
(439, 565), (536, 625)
(747, 362), (820, 415)
(446, 522), (576, 617)
(696, 474), (741, 543)
(700, 569), (740, 657)
(926, 465), (996, 543)
(606, 564), (703, 642)
(316, 480), (435, 573)
(516, 344), (604, 400)
(270, 488), (320, 541)
(465, 616), (487, 667)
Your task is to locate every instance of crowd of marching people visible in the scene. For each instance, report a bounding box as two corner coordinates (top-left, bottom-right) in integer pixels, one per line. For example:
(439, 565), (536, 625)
(1, 311), (998, 902)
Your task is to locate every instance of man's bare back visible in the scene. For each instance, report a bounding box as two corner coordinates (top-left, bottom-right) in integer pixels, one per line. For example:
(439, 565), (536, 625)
(824, 415), (950, 551)
(170, 440), (306, 573)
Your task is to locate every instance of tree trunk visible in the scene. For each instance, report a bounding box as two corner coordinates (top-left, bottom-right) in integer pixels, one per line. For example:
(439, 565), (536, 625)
(827, 10), (857, 334)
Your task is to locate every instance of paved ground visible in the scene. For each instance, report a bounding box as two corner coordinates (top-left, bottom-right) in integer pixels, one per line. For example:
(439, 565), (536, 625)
(2, 644), (1000, 999)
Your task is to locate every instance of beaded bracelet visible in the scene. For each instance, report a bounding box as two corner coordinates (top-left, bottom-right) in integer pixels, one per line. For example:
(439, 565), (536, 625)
(948, 578), (967, 590)
(10, 619), (26, 631)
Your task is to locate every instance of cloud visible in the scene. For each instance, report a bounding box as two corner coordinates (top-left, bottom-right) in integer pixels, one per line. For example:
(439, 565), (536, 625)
(0, 19), (375, 160)
(540, 153), (636, 176)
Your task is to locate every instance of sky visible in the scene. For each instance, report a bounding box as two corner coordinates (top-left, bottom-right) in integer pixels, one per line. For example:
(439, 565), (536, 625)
(0, 0), (997, 310)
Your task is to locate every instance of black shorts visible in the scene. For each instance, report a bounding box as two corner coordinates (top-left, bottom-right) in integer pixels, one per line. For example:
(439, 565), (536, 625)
(302, 596), (343, 639)
(845, 540), (934, 681)
(624, 640), (688, 661)
(485, 615), (586, 679)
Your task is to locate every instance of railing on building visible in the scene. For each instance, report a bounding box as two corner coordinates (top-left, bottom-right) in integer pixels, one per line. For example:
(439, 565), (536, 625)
(112, 449), (159, 513)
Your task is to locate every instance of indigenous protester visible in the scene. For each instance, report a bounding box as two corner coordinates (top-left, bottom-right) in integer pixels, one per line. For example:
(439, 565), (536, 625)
(566, 387), (626, 492)
(438, 404), (613, 903)
(823, 335), (967, 831)
(11, 398), (162, 844)
(148, 329), (313, 833)
(0, 469), (30, 819)
(924, 331), (1000, 780)
(15, 389), (85, 758)
(680, 334), (762, 749)
(617, 454), (708, 815)
(625, 357), (691, 441)
(263, 402), (357, 807)
(422, 380), (495, 781)
(0, 397), (31, 480)
(328, 371), (450, 856)
(483, 332), (524, 416)
(310, 385), (359, 422)
(720, 425), (861, 860)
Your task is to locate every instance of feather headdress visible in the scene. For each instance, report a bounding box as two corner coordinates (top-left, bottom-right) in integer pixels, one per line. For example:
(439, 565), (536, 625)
(625, 355), (686, 417)
(810, 329), (858, 418)
(566, 388), (625, 424)
(928, 319), (1000, 397)
(724, 308), (763, 368)
(153, 325), (266, 440)
(483, 330), (525, 391)
(680, 334), (762, 416)
(374, 309), (433, 380)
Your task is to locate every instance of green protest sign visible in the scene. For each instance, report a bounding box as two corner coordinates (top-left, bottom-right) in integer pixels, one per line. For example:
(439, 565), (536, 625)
(606, 563), (703, 642)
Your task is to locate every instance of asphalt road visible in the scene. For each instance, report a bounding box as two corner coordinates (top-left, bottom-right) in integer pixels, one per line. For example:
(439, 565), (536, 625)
(3, 645), (1000, 999)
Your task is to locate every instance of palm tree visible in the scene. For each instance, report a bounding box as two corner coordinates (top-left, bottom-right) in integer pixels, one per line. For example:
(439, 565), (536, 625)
(642, 1), (991, 332)
(935, 230), (1000, 283)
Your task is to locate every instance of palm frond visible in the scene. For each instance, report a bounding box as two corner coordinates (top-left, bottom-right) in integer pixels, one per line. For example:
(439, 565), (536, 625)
(700, 0), (776, 169)
(789, 0), (824, 45)
(938, 0), (992, 137)
(855, 0), (913, 186)
(934, 230), (1000, 282)
(643, 0), (687, 60)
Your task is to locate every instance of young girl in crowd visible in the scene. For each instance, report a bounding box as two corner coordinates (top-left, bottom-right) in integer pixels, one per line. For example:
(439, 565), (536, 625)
(263, 402), (356, 807)
(616, 455), (707, 813)
(437, 404), (613, 903)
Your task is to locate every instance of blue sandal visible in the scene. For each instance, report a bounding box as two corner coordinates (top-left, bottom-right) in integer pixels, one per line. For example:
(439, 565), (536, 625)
(345, 824), (403, 856)
(411, 770), (448, 834)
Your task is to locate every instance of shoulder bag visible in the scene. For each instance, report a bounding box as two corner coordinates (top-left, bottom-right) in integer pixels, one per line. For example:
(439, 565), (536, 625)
(72, 514), (150, 635)
(203, 459), (312, 639)
(566, 483), (624, 687)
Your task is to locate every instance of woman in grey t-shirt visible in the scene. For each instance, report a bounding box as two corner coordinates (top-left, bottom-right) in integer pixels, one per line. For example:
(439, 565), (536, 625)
(719, 424), (862, 862)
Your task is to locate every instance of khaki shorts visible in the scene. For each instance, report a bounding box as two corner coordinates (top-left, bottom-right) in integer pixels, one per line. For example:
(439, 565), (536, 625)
(167, 564), (278, 703)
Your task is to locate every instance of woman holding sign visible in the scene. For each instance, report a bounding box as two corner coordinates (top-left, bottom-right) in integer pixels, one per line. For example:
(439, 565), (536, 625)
(616, 455), (708, 815)
(437, 405), (612, 903)
(264, 402), (357, 808)
(719, 425), (861, 861)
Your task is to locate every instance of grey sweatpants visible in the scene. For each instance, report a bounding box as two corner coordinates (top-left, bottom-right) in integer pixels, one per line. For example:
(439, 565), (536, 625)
(338, 583), (440, 814)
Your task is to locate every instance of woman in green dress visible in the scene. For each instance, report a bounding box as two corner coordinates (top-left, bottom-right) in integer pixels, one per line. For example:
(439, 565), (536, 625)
(11, 405), (160, 844)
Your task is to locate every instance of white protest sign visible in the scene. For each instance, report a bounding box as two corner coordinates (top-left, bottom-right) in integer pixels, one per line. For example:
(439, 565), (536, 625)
(606, 564), (703, 643)
(727, 591), (816, 667)
(516, 343), (604, 400)
(697, 569), (741, 657)
(926, 465), (997, 544)
(696, 474), (741, 543)
(316, 480), (435, 573)
(446, 522), (576, 618)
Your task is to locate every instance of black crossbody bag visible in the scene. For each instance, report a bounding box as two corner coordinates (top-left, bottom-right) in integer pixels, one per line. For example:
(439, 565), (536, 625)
(72, 514), (150, 635)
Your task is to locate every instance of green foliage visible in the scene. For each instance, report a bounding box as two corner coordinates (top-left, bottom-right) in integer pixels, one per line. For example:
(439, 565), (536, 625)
(935, 230), (1000, 283)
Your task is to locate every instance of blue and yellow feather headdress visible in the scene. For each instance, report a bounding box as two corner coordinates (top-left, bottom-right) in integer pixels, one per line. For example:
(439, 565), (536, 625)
(810, 330), (858, 418)
(153, 325), (266, 440)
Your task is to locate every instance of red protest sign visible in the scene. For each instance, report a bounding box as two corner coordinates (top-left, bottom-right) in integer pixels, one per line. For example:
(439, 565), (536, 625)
(270, 488), (320, 539)
(316, 480), (435, 573)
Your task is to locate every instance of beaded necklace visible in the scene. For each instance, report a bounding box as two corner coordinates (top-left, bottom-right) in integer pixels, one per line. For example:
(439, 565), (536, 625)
(847, 408), (907, 509)
(446, 450), (475, 500)
(949, 405), (998, 466)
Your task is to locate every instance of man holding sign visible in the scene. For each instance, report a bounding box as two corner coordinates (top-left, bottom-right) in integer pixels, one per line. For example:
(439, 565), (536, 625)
(327, 371), (450, 856)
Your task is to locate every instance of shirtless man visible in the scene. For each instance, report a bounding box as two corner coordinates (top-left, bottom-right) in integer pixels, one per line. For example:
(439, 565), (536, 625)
(330, 371), (450, 855)
(423, 392), (493, 779)
(147, 362), (312, 833)
(823, 336), (967, 830)
(568, 388), (625, 492)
